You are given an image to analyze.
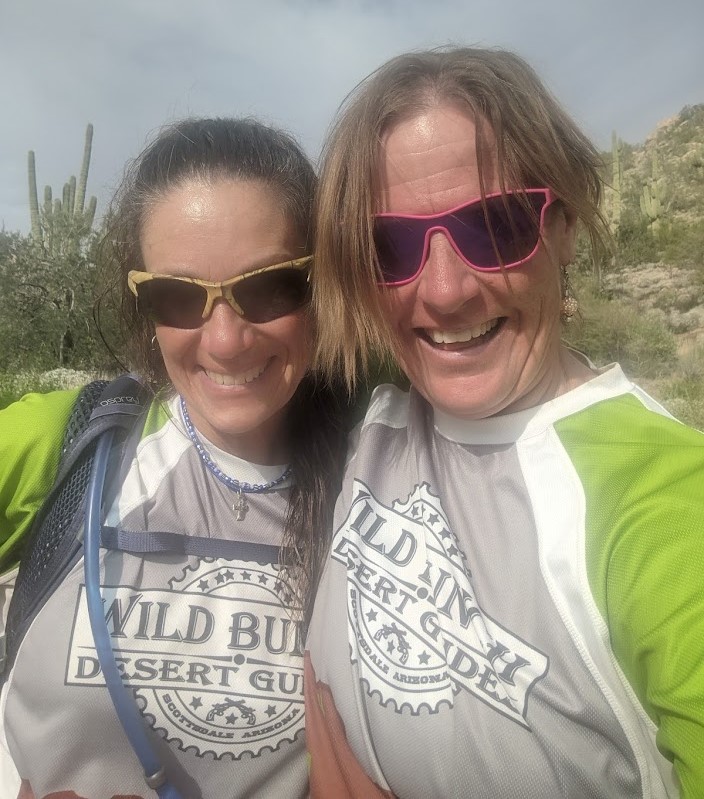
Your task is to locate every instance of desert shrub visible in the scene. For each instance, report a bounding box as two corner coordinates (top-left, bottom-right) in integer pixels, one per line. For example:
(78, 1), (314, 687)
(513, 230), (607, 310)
(0, 230), (120, 374)
(0, 368), (101, 410)
(564, 275), (677, 378)
(615, 215), (658, 266)
(658, 219), (704, 275)
(656, 372), (704, 431)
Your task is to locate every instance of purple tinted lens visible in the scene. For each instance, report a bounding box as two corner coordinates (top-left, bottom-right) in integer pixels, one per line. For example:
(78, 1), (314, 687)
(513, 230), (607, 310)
(374, 219), (429, 284)
(448, 193), (545, 269)
(374, 192), (547, 283)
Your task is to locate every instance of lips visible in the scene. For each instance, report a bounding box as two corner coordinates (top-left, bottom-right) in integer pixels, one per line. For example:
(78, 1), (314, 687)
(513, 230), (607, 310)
(426, 317), (501, 345)
(204, 359), (270, 386)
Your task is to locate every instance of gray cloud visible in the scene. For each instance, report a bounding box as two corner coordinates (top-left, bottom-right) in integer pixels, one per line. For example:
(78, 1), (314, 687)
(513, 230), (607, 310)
(2, 0), (702, 233)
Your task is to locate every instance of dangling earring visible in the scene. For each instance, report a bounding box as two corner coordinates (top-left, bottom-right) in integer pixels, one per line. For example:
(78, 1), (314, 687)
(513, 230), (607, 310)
(560, 266), (579, 323)
(150, 334), (159, 350)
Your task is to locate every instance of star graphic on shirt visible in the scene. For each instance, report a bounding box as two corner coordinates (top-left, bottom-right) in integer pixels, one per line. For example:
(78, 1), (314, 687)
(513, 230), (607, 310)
(439, 528), (451, 539)
(366, 609), (378, 622)
(258, 574), (268, 585)
(265, 705), (277, 717)
(427, 513), (439, 525)
(447, 545), (458, 558)
(224, 569), (234, 580)
(198, 579), (209, 592)
(226, 713), (237, 725)
(387, 640), (395, 654)
(190, 697), (203, 709)
(215, 572), (227, 585)
(411, 505), (421, 517)
(241, 570), (252, 581)
(418, 651), (431, 665)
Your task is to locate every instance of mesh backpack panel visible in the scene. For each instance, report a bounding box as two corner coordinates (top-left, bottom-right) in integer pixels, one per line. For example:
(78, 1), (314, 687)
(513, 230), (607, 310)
(4, 380), (109, 669)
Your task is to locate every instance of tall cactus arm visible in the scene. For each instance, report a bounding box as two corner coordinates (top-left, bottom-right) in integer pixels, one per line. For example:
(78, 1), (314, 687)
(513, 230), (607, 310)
(74, 123), (93, 215)
(68, 176), (77, 219)
(84, 196), (97, 230)
(28, 151), (41, 240)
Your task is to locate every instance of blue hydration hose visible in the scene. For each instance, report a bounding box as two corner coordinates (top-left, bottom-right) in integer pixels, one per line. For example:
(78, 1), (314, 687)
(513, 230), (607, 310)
(83, 428), (185, 799)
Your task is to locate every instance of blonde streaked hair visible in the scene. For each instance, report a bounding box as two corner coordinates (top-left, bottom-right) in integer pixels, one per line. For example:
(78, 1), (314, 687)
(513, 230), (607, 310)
(313, 46), (609, 389)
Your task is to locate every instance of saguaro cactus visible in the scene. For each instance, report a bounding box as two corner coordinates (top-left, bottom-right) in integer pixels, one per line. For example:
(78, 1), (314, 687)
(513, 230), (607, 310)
(605, 130), (623, 234)
(640, 152), (665, 234)
(74, 123), (93, 217)
(28, 151), (41, 240)
(26, 123), (97, 253)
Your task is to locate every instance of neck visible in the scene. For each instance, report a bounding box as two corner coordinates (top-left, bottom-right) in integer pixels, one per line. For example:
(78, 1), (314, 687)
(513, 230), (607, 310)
(504, 344), (595, 415)
(179, 398), (291, 466)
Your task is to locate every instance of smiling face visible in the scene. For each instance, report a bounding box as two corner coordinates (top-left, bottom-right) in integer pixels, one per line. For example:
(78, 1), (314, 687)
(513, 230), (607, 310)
(141, 177), (311, 463)
(378, 103), (580, 419)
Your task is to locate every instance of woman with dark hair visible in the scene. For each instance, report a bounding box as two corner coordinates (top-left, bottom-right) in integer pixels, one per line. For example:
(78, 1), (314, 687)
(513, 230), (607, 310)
(305, 48), (704, 797)
(0, 117), (349, 798)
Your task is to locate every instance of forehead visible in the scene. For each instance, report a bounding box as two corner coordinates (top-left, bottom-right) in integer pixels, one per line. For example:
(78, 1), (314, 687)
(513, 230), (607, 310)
(377, 103), (500, 214)
(147, 176), (284, 223)
(140, 177), (301, 277)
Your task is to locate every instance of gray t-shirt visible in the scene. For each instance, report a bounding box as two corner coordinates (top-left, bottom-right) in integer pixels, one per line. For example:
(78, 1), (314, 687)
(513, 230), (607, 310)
(3, 396), (307, 799)
(307, 370), (682, 798)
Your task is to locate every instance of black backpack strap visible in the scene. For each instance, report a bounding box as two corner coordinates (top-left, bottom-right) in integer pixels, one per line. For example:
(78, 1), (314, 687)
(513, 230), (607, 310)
(2, 374), (150, 674)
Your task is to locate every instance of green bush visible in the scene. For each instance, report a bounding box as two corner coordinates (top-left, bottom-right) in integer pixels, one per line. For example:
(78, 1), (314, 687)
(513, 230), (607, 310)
(0, 230), (120, 375)
(615, 214), (658, 265)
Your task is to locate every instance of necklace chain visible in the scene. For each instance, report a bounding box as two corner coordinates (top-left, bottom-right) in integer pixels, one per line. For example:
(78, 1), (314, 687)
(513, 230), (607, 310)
(179, 397), (291, 519)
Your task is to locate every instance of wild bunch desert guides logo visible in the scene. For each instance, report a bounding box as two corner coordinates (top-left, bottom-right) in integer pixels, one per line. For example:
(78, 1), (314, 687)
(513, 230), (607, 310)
(66, 557), (304, 758)
(332, 481), (548, 727)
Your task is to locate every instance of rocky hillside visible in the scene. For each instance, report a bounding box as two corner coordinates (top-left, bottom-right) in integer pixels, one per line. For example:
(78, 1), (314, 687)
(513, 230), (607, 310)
(600, 104), (704, 349)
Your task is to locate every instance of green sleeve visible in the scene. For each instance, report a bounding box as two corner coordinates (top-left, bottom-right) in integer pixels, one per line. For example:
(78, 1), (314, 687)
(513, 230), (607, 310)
(557, 394), (704, 798)
(0, 389), (80, 572)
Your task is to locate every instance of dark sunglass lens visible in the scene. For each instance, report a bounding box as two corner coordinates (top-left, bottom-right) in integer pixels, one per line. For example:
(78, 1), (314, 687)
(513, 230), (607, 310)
(451, 193), (545, 268)
(374, 218), (426, 283)
(234, 268), (311, 323)
(138, 279), (206, 329)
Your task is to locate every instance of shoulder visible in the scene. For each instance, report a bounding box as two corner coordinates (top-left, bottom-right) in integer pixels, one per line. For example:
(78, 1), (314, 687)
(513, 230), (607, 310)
(554, 383), (704, 546)
(555, 387), (704, 493)
(363, 383), (411, 424)
(0, 388), (81, 569)
(358, 384), (415, 431)
(347, 383), (415, 457)
(0, 388), (81, 467)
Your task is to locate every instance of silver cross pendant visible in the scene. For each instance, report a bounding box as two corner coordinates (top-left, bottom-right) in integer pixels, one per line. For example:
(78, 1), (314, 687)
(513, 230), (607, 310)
(233, 490), (248, 521)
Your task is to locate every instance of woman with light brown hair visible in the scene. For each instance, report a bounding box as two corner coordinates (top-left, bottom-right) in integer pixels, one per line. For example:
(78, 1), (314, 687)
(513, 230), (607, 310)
(305, 47), (704, 798)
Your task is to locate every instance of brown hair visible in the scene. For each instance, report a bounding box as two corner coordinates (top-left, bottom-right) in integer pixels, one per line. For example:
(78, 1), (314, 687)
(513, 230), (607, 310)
(313, 47), (609, 389)
(99, 117), (350, 623)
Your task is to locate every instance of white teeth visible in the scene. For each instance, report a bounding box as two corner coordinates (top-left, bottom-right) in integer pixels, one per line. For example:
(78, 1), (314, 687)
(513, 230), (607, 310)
(428, 318), (499, 344)
(205, 363), (267, 386)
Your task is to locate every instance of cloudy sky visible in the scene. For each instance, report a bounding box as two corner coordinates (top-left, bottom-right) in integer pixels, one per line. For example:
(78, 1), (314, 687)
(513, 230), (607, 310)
(2, 0), (702, 234)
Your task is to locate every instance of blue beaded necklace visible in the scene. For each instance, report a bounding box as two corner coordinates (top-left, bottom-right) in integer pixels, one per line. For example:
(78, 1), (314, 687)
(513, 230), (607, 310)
(179, 396), (291, 520)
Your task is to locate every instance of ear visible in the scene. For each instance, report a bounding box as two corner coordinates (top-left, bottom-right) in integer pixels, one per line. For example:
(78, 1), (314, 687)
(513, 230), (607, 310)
(553, 205), (578, 266)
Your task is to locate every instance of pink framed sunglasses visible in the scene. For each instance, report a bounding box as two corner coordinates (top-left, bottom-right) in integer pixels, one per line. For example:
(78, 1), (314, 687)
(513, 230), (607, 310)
(373, 188), (555, 286)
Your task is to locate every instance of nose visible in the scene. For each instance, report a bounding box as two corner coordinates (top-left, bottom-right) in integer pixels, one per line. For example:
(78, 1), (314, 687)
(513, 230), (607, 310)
(200, 297), (255, 358)
(416, 230), (482, 313)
